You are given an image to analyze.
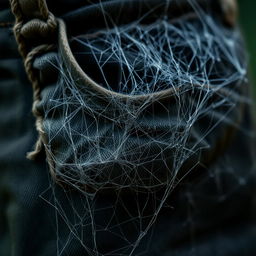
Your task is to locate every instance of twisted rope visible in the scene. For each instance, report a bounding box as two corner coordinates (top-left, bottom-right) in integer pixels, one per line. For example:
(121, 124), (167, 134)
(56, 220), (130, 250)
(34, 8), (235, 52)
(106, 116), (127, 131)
(9, 0), (58, 159)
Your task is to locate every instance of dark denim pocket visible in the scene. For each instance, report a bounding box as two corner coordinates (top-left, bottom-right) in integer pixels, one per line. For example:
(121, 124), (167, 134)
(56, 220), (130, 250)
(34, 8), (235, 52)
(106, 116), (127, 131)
(5, 1), (256, 255)
(31, 4), (246, 191)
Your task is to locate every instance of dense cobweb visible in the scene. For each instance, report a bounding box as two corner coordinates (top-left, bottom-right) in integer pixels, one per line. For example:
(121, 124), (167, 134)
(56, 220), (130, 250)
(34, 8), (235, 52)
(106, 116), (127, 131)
(72, 15), (245, 95)
(38, 1), (251, 255)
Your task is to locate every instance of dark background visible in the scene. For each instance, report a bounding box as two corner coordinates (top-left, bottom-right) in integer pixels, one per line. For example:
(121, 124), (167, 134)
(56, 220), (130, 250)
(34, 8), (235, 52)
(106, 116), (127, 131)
(239, 0), (256, 99)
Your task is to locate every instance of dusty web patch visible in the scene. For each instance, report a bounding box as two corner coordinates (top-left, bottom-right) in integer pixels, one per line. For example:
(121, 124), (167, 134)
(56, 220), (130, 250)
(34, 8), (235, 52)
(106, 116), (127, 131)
(38, 1), (250, 255)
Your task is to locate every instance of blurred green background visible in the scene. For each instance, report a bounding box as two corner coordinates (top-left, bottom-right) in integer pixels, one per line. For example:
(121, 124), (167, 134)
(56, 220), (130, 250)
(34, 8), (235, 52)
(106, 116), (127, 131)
(239, 0), (256, 99)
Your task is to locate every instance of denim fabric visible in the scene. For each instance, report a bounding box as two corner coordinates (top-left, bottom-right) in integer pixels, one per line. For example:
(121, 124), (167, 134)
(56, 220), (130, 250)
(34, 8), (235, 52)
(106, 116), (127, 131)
(0, 0), (256, 255)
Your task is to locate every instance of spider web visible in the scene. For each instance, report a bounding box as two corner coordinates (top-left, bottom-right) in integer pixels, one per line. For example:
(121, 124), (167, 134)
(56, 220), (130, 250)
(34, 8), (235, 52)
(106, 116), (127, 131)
(37, 1), (252, 255)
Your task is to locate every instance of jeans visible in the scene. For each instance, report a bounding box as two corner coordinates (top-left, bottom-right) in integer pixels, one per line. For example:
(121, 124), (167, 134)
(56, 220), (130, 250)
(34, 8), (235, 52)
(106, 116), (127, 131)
(0, 0), (255, 255)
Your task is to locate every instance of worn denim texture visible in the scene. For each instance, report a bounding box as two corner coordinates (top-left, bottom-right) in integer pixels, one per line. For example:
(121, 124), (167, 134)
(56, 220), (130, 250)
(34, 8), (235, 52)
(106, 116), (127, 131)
(0, 0), (256, 255)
